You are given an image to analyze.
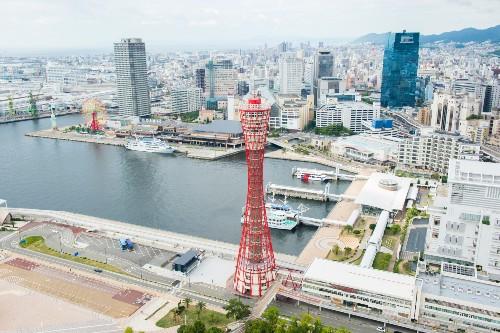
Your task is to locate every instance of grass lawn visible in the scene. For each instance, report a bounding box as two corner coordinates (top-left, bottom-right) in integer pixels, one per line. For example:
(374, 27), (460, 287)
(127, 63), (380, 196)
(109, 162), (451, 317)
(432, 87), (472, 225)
(381, 235), (397, 250)
(156, 306), (232, 329)
(20, 236), (127, 275)
(351, 250), (365, 265)
(393, 260), (415, 276)
(373, 252), (392, 271)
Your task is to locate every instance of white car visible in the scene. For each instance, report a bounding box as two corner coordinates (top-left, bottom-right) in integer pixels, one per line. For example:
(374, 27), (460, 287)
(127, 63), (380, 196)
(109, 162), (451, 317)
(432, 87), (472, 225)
(376, 327), (386, 333)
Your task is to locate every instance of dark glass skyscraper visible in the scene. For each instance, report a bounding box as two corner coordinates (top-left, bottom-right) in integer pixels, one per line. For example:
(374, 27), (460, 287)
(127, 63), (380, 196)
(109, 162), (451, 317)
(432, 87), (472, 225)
(381, 31), (420, 108)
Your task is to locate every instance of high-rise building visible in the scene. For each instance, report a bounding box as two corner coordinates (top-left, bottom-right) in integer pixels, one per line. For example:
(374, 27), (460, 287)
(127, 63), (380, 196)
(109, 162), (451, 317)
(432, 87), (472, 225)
(195, 68), (206, 93)
(205, 59), (236, 99)
(312, 50), (334, 105)
(237, 80), (249, 96)
(278, 53), (303, 95)
(114, 38), (150, 117)
(430, 91), (481, 134)
(170, 87), (202, 114)
(380, 31), (420, 108)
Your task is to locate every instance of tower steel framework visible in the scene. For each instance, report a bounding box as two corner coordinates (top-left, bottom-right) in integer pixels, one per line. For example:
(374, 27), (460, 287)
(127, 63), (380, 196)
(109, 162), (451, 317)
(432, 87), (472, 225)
(233, 96), (276, 296)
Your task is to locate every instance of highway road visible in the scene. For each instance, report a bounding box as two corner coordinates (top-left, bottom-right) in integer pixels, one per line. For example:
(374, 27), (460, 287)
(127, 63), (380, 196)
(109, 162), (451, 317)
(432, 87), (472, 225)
(272, 300), (416, 333)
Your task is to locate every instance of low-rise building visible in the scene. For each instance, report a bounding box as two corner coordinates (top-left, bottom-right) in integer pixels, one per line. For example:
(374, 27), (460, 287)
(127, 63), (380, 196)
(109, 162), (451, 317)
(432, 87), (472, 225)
(417, 263), (500, 333)
(330, 134), (400, 163)
(302, 259), (419, 320)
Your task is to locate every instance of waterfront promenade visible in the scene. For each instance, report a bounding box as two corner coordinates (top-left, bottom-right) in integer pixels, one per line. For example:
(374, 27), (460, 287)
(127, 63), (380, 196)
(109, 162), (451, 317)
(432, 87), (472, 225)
(11, 208), (304, 271)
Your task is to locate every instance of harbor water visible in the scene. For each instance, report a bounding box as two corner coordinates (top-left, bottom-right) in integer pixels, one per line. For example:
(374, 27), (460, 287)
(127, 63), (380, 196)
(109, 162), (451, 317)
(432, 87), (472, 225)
(0, 115), (350, 255)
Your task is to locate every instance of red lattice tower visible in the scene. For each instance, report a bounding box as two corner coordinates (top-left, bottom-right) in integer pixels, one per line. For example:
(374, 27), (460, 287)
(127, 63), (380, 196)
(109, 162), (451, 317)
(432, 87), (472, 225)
(233, 96), (276, 296)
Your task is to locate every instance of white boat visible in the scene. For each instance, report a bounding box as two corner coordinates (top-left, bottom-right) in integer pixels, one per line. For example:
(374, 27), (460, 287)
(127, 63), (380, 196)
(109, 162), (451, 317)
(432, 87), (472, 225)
(125, 137), (175, 154)
(295, 171), (328, 182)
(240, 197), (306, 231)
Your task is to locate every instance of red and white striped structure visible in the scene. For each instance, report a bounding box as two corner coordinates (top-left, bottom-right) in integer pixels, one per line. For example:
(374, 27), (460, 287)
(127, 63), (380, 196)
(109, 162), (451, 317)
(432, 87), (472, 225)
(233, 96), (276, 296)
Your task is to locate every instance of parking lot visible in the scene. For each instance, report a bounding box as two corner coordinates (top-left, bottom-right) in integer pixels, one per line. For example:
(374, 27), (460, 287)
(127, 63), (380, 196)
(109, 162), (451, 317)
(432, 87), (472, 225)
(76, 233), (176, 267)
(19, 222), (179, 277)
(405, 228), (427, 252)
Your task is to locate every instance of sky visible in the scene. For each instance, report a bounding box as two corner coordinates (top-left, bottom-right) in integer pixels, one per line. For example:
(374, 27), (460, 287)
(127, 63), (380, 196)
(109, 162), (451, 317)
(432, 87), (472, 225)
(1, 0), (500, 54)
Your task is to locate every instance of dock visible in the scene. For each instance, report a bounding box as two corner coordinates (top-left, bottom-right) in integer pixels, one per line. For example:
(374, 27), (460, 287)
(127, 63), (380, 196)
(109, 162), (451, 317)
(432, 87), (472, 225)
(265, 183), (356, 202)
(292, 167), (368, 181)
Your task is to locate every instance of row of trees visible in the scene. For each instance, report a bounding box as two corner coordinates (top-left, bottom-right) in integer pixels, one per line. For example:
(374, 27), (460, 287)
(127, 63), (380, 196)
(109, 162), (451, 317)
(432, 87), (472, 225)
(244, 306), (351, 333)
(314, 124), (353, 137)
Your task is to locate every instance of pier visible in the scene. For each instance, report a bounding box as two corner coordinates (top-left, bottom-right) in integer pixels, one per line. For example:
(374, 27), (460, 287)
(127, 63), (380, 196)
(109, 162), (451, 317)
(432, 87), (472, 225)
(265, 183), (356, 202)
(292, 167), (368, 181)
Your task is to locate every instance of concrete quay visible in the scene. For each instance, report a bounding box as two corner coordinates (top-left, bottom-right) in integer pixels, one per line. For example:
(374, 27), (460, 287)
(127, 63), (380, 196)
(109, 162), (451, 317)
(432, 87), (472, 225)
(27, 128), (127, 146)
(26, 129), (244, 160)
(0, 110), (80, 124)
(10, 208), (305, 272)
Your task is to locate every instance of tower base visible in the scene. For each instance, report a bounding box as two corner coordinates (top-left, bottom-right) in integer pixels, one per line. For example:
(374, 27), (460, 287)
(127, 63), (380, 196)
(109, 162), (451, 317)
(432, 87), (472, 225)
(233, 264), (276, 297)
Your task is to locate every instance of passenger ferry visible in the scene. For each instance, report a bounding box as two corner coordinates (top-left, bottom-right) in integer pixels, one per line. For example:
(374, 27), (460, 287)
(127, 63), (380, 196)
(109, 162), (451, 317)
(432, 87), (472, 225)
(295, 171), (328, 183)
(125, 137), (175, 154)
(240, 197), (306, 231)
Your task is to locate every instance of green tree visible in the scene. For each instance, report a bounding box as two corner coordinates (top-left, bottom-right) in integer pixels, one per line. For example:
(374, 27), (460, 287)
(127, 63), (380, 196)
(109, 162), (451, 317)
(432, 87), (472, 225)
(332, 244), (340, 255)
(334, 328), (352, 333)
(184, 297), (192, 309)
(262, 306), (280, 329)
(343, 225), (353, 234)
(224, 298), (251, 320)
(206, 328), (224, 333)
(192, 321), (206, 333)
(344, 247), (352, 256)
(124, 327), (133, 333)
(196, 301), (206, 319)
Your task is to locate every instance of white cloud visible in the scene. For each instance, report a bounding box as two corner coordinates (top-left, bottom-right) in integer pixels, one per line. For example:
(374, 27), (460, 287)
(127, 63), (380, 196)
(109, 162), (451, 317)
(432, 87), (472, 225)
(0, 0), (499, 51)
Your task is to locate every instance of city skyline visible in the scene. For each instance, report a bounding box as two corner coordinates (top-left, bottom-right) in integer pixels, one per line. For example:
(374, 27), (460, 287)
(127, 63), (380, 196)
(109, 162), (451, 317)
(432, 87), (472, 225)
(1, 0), (500, 54)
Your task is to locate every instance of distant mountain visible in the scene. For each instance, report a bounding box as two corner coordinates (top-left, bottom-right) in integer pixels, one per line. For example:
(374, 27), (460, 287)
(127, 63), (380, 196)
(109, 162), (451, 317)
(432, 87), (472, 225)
(353, 25), (500, 44)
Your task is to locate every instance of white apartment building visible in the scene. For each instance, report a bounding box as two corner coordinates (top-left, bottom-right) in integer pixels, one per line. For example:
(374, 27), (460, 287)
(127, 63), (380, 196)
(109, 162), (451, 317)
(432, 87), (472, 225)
(430, 91), (481, 135)
(170, 87), (202, 114)
(278, 53), (303, 95)
(398, 130), (480, 174)
(316, 101), (380, 133)
(275, 94), (313, 131)
(425, 160), (500, 281)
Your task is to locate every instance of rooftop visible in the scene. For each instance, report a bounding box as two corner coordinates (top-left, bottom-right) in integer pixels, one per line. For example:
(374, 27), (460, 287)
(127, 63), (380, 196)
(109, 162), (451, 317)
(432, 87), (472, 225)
(172, 249), (198, 266)
(334, 134), (399, 153)
(304, 259), (416, 301)
(418, 271), (500, 311)
(448, 159), (500, 185)
(355, 172), (412, 211)
(192, 120), (242, 135)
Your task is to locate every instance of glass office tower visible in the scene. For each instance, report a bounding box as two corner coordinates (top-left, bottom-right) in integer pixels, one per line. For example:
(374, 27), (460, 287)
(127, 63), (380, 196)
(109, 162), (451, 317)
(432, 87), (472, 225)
(380, 31), (420, 108)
